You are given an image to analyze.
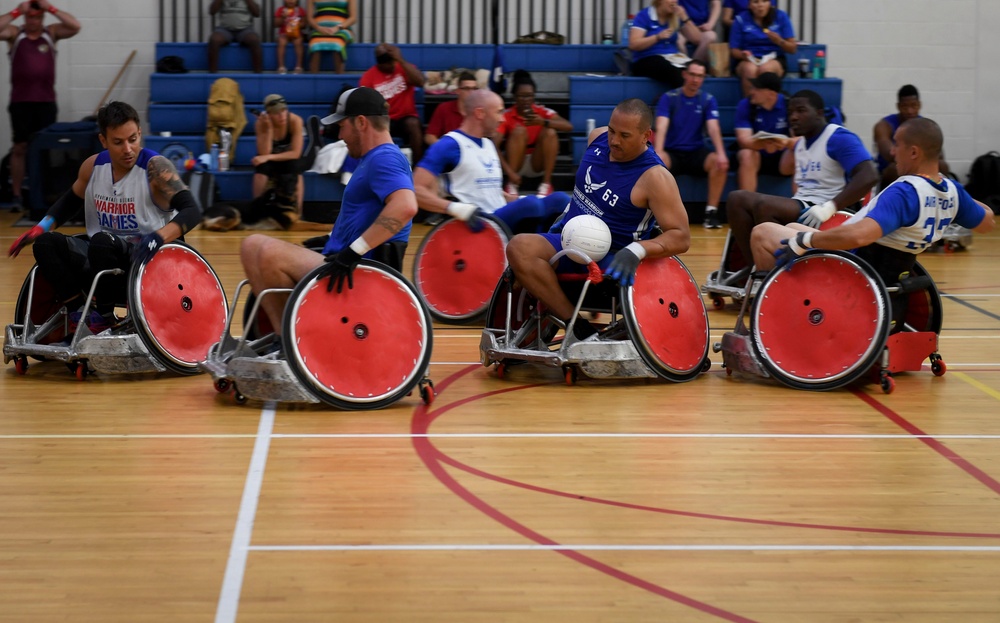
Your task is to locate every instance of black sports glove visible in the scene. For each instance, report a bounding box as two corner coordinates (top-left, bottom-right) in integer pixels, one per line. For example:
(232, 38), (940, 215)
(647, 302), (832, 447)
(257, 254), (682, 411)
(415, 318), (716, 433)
(604, 245), (644, 287)
(319, 246), (363, 293)
(131, 232), (164, 265)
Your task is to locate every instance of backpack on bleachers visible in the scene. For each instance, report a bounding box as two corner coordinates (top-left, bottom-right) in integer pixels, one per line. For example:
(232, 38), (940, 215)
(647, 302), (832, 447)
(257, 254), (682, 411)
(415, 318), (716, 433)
(966, 151), (1000, 213)
(205, 77), (246, 158)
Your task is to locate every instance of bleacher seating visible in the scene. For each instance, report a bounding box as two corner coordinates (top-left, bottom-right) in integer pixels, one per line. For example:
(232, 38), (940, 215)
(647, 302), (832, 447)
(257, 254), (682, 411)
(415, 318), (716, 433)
(150, 41), (842, 211)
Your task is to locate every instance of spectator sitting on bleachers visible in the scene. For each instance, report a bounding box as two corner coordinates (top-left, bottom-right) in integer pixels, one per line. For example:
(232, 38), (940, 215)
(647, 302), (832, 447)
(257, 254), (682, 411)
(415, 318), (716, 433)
(494, 70), (573, 198)
(873, 84), (951, 191)
(628, 0), (702, 89)
(721, 0), (773, 34)
(252, 94), (320, 214)
(208, 0), (262, 74)
(274, 0), (306, 74)
(653, 59), (729, 228)
(732, 71), (793, 192)
(678, 0), (720, 64)
(729, 0), (796, 96)
(424, 71), (478, 146)
(725, 89), (878, 285)
(359, 42), (426, 163)
(306, 0), (355, 74)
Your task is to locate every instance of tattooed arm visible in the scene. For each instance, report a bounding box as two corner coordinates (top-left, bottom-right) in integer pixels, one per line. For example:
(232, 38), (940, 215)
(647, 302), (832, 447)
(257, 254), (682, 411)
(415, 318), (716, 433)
(355, 188), (418, 250)
(147, 155), (202, 242)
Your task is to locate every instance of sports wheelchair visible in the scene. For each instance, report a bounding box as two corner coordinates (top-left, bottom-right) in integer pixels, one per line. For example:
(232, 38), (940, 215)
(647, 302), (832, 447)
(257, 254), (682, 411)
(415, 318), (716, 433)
(202, 260), (435, 409)
(716, 251), (945, 393)
(4, 242), (228, 380)
(479, 250), (712, 385)
(412, 216), (511, 324)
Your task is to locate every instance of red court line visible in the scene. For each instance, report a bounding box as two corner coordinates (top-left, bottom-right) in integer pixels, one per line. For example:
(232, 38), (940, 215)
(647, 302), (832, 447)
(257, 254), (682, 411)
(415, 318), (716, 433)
(851, 388), (1000, 497)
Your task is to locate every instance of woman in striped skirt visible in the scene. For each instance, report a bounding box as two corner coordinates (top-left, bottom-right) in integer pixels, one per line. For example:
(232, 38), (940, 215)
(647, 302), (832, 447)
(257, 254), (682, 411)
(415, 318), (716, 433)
(306, 0), (356, 73)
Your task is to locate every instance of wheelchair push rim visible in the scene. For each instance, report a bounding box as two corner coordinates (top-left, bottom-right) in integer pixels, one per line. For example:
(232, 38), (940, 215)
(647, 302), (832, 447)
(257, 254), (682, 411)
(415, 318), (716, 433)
(129, 242), (229, 375)
(751, 250), (890, 391)
(623, 256), (710, 382)
(283, 260), (433, 410)
(413, 216), (510, 324)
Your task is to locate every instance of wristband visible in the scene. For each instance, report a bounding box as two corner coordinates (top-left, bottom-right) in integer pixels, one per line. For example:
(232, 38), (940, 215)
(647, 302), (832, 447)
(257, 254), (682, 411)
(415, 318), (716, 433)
(48, 5), (58, 13)
(39, 215), (55, 232)
(349, 236), (371, 256)
(624, 241), (647, 260)
(800, 231), (813, 249)
(10, 7), (20, 17)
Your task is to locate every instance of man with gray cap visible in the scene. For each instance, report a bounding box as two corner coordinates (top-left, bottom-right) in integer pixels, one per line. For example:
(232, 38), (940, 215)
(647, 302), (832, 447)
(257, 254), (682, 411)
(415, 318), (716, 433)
(239, 87), (418, 344)
(732, 71), (793, 192)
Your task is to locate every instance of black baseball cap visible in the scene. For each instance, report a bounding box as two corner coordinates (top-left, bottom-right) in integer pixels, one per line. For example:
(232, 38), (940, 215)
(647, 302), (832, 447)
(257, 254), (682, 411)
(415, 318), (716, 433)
(321, 87), (390, 125)
(749, 72), (782, 93)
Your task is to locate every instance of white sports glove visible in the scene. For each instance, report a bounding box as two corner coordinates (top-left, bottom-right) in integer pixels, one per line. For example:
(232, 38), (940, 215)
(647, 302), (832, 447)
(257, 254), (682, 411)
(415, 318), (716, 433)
(797, 200), (837, 229)
(446, 202), (478, 221)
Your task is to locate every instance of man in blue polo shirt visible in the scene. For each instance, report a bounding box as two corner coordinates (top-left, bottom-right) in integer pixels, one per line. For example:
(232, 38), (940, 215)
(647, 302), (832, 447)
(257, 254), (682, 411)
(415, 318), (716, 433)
(653, 59), (730, 228)
(732, 71), (793, 192)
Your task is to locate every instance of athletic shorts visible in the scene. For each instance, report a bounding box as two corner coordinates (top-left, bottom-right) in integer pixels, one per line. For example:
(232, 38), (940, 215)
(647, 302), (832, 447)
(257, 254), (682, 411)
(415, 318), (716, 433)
(8, 101), (57, 144)
(666, 147), (712, 176)
(213, 26), (258, 45)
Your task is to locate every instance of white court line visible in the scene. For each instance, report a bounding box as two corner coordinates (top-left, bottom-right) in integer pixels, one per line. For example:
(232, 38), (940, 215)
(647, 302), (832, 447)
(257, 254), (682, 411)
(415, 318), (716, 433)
(4, 433), (1000, 440)
(248, 544), (1000, 553)
(215, 404), (275, 623)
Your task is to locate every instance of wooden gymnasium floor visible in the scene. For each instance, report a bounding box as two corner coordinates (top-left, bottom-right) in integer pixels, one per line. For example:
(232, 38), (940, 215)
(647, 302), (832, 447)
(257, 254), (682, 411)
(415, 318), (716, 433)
(1, 209), (999, 623)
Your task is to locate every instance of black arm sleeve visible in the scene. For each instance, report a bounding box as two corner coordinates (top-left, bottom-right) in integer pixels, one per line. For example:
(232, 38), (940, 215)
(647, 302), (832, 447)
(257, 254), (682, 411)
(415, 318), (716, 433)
(168, 189), (203, 235)
(47, 189), (85, 227)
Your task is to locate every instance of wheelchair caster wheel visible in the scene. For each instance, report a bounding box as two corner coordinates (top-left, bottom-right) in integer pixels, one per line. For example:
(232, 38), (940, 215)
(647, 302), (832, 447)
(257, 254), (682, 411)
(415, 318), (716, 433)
(701, 358), (712, 372)
(233, 389), (247, 405)
(419, 379), (435, 406)
(214, 378), (231, 393)
(880, 373), (895, 394)
(496, 362), (506, 380)
(14, 355), (28, 376)
(710, 295), (725, 310)
(931, 356), (946, 377)
(564, 366), (578, 386)
(73, 361), (87, 382)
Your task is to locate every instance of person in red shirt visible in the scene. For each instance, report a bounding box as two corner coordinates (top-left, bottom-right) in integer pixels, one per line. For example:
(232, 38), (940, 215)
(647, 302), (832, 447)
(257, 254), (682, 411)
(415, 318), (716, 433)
(424, 71), (478, 146)
(273, 0), (306, 74)
(358, 43), (426, 163)
(494, 70), (573, 198)
(0, 0), (80, 212)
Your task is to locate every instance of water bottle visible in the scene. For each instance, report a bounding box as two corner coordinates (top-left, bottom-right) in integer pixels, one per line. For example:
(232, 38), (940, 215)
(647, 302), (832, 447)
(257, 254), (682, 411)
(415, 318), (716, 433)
(218, 149), (229, 172)
(620, 14), (634, 45)
(586, 118), (596, 134)
(812, 50), (826, 79)
(209, 143), (220, 171)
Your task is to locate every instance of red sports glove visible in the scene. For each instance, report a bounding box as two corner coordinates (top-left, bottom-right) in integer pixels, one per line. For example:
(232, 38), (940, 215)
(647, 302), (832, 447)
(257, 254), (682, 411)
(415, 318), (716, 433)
(8, 225), (46, 258)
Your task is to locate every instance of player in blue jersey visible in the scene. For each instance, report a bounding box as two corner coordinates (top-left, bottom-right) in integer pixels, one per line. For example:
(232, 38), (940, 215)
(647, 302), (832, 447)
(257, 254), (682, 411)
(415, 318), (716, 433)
(505, 98), (691, 342)
(752, 116), (994, 287)
(654, 60), (729, 228)
(873, 84), (951, 191)
(239, 87), (418, 338)
(724, 89), (878, 282)
(7, 101), (201, 332)
(414, 89), (570, 233)
(732, 71), (792, 192)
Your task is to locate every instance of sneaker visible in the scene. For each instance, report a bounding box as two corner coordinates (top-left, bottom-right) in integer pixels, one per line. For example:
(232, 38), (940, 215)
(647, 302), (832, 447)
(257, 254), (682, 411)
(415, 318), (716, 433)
(278, 66), (288, 74)
(536, 182), (553, 198)
(703, 210), (721, 229)
(504, 183), (519, 196)
(9, 196), (23, 213)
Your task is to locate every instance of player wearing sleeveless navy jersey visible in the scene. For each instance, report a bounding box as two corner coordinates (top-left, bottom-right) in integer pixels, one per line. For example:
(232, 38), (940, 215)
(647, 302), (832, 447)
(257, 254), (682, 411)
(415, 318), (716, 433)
(725, 89), (878, 276)
(240, 87), (418, 341)
(414, 89), (570, 233)
(872, 85), (951, 191)
(753, 117), (994, 283)
(7, 101), (201, 322)
(505, 98), (691, 342)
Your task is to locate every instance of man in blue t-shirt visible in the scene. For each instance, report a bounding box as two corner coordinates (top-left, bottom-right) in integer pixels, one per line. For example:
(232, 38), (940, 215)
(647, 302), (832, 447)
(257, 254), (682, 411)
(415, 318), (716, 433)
(724, 89), (877, 280)
(753, 117), (994, 319)
(872, 84), (951, 191)
(240, 87), (418, 342)
(654, 60), (730, 228)
(732, 72), (792, 192)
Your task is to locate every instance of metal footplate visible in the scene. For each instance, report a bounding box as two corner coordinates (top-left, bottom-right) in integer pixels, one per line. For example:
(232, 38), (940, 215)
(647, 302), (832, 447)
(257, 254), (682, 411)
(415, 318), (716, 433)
(717, 331), (770, 379)
(480, 328), (658, 379)
(223, 356), (321, 404)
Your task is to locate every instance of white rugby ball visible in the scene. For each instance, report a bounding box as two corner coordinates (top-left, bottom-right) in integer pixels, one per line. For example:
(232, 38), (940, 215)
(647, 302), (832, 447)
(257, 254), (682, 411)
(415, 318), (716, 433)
(560, 214), (612, 264)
